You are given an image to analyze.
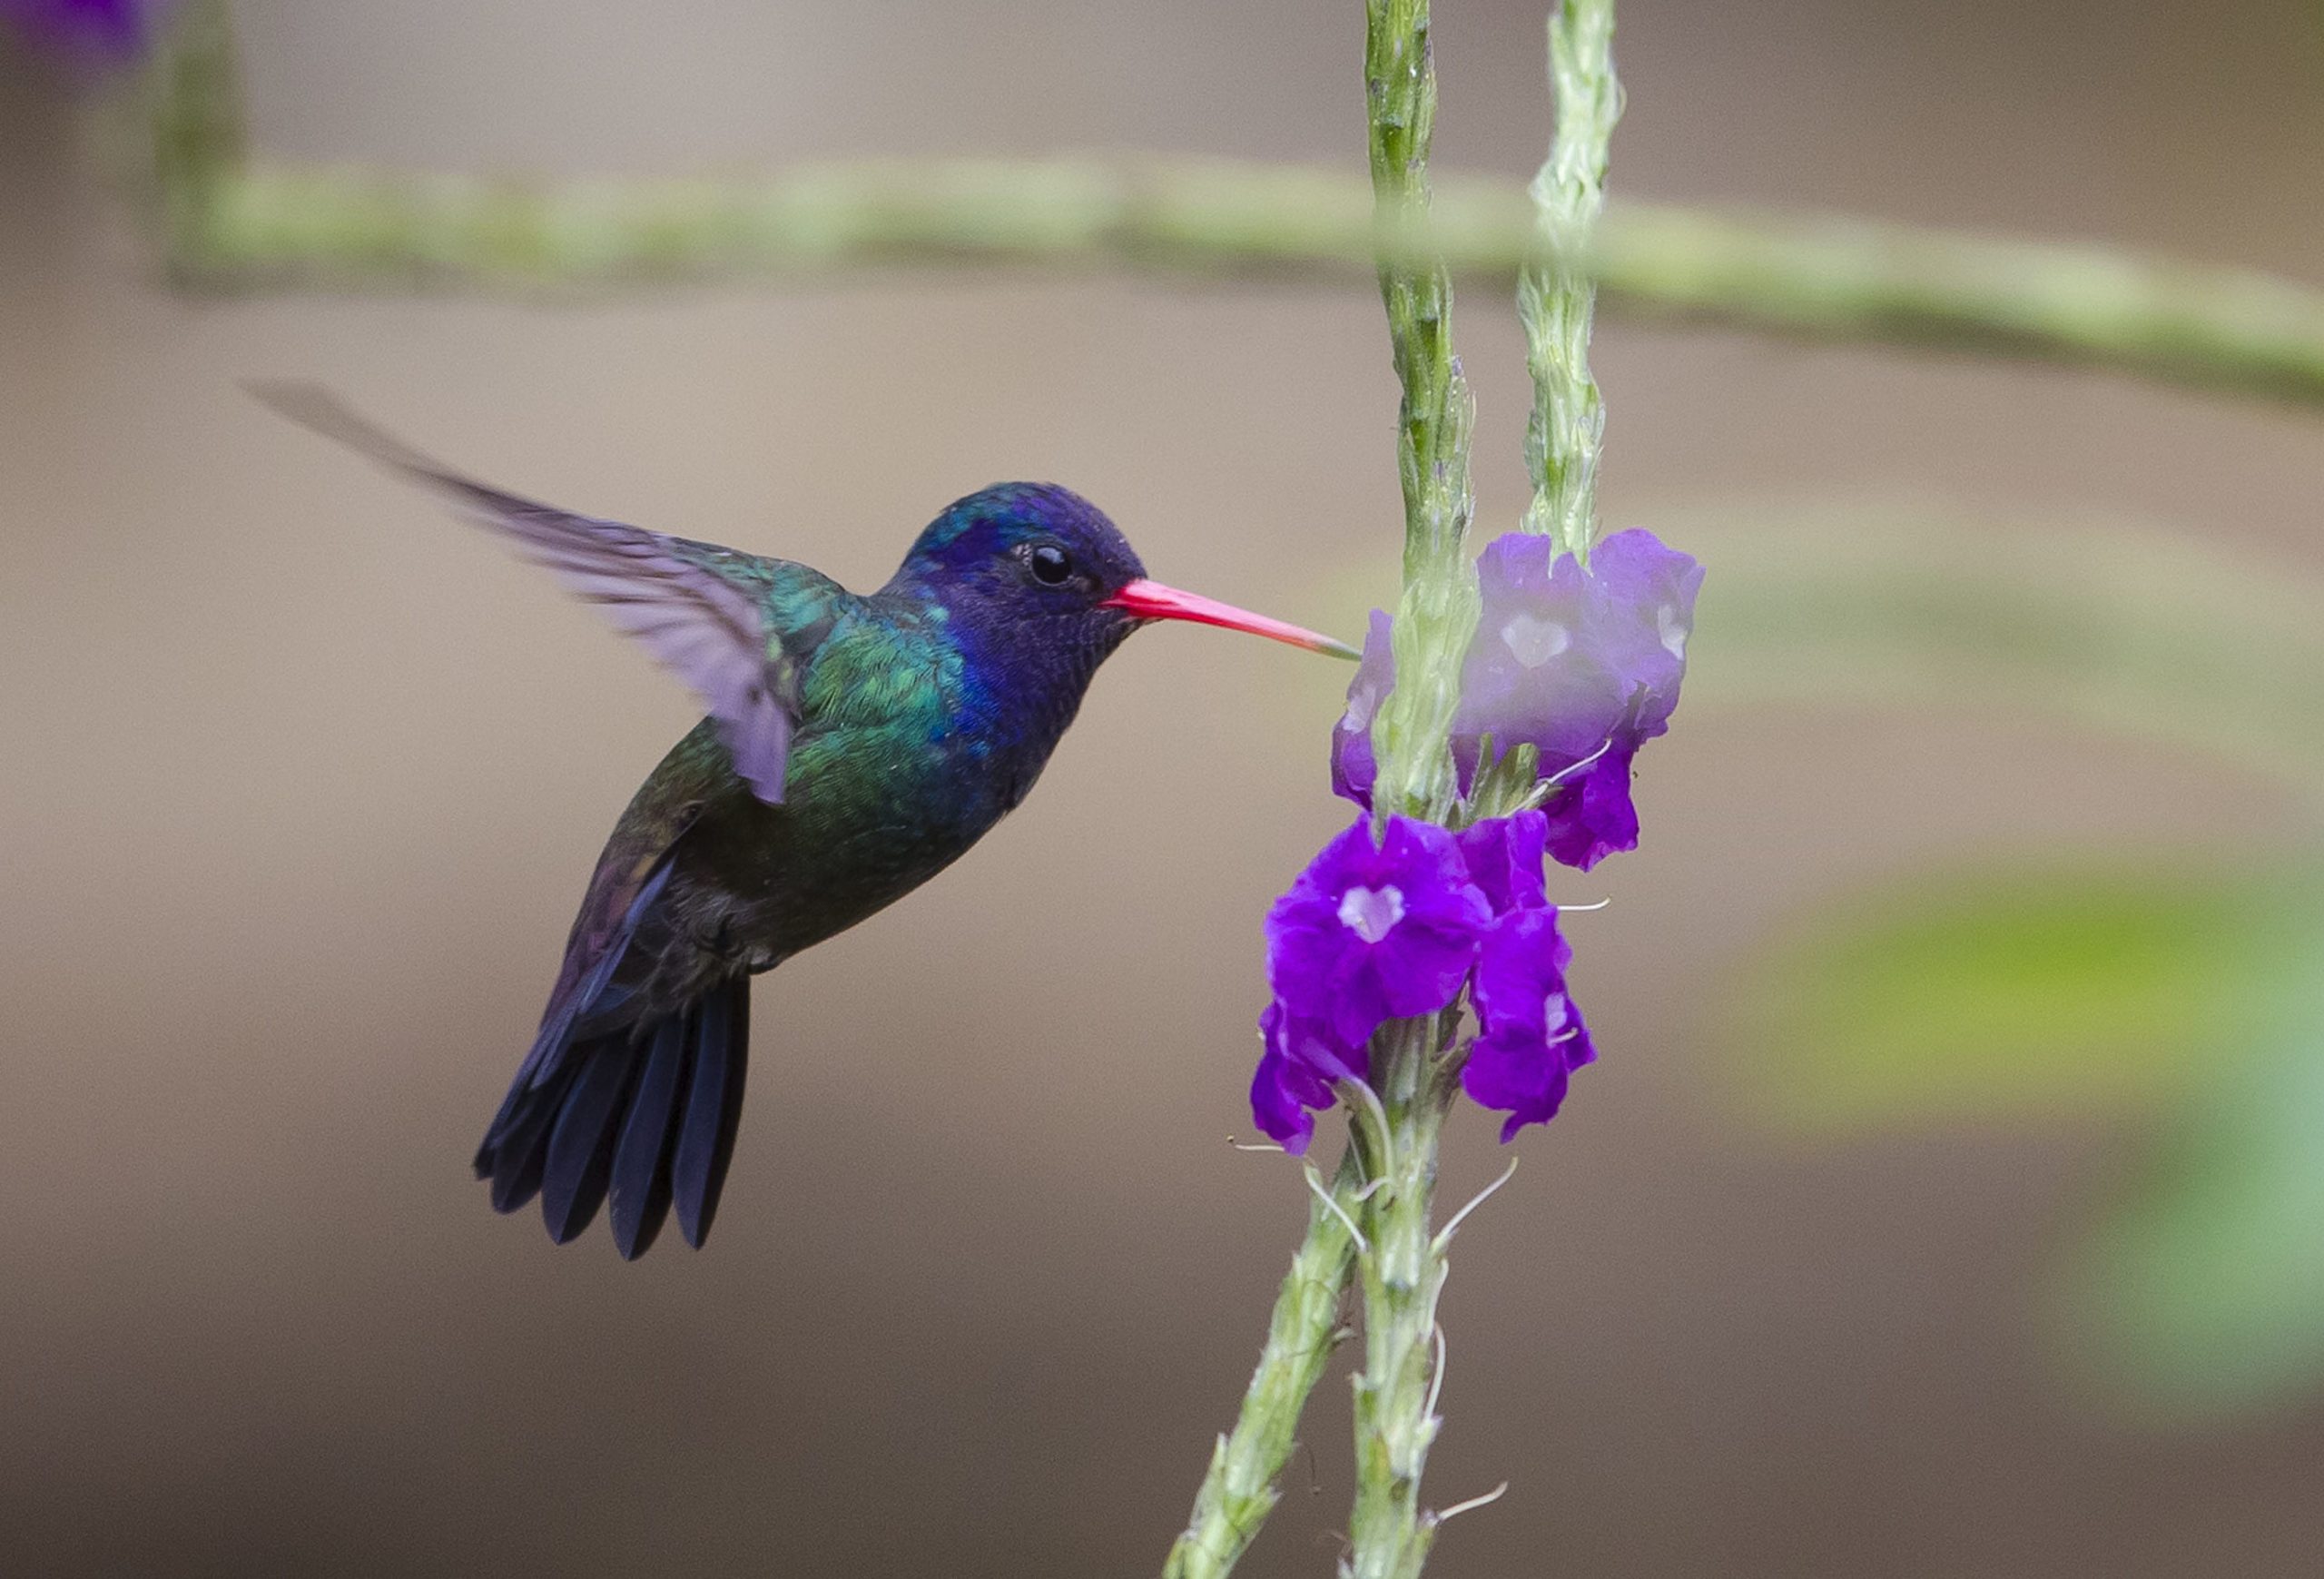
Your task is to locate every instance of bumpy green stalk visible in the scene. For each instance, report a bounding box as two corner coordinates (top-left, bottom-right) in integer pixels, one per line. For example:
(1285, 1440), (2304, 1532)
(138, 12), (2324, 413)
(1363, 0), (1482, 824)
(1165, 4), (1482, 1565)
(135, 11), (2324, 414)
(1521, 0), (1620, 558)
(1345, 1020), (1455, 1579)
(1162, 1150), (1363, 1579)
(1343, 4), (1478, 1574)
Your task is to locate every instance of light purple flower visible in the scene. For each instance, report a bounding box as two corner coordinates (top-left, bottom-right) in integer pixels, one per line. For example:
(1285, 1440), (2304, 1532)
(2, 0), (172, 64)
(1329, 609), (1394, 806)
(1462, 529), (1700, 868)
(1464, 906), (1596, 1140)
(1265, 816), (1494, 1052)
(1329, 528), (1701, 872)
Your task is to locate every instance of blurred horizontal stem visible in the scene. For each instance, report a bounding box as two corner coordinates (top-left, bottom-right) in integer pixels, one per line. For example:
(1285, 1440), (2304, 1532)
(141, 6), (2324, 416)
(155, 154), (2324, 414)
(146, 8), (2324, 412)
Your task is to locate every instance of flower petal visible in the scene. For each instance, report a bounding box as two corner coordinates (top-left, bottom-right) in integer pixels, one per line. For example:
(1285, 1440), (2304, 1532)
(1462, 1026), (1573, 1140)
(1330, 609), (1395, 808)
(1457, 811), (1550, 914)
(4, 0), (171, 64)
(1266, 816), (1491, 1048)
(1450, 528), (1702, 868)
(1472, 908), (1574, 1033)
(1541, 738), (1641, 872)
(1464, 907), (1595, 1139)
(1264, 1000), (1366, 1085)
(1251, 1045), (1325, 1153)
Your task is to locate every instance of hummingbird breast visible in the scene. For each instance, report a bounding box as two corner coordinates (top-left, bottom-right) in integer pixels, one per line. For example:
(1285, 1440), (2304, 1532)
(655, 692), (1065, 982)
(605, 597), (1108, 1012)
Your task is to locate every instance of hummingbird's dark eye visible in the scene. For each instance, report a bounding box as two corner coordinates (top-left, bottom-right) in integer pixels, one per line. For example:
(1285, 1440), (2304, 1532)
(1028, 544), (1073, 586)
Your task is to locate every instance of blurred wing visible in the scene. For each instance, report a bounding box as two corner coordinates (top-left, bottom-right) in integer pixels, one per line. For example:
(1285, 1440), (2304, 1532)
(257, 383), (798, 802)
(449, 489), (795, 804)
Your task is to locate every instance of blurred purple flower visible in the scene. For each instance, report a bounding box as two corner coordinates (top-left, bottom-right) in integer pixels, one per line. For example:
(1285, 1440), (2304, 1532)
(1464, 906), (1595, 1140)
(1467, 529), (1700, 869)
(2, 0), (172, 64)
(1330, 528), (1702, 871)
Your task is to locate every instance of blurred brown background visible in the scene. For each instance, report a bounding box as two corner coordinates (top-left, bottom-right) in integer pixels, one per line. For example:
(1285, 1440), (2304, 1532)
(5, 2), (2324, 1574)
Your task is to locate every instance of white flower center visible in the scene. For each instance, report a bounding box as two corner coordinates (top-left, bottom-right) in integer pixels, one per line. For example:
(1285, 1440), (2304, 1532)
(1502, 613), (1571, 669)
(1657, 603), (1689, 659)
(1337, 883), (1406, 944)
(1544, 992), (1571, 1033)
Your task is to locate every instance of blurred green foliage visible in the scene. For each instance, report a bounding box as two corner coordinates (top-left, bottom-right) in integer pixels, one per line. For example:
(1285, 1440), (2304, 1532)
(1697, 507), (2324, 1420)
(2063, 1011), (2324, 1420)
(1733, 858), (2324, 1418)
(1727, 862), (2295, 1134)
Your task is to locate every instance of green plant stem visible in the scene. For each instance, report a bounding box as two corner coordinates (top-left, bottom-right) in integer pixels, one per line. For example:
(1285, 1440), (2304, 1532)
(1340, 5), (1475, 1575)
(1162, 1148), (1364, 1579)
(1521, 0), (1619, 558)
(143, 12), (2324, 414)
(1165, 2), (1484, 1565)
(1363, 0), (1482, 824)
(1346, 1022), (1455, 1579)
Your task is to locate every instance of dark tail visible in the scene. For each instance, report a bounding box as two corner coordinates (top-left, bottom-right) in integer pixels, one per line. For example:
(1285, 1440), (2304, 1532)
(473, 974), (752, 1258)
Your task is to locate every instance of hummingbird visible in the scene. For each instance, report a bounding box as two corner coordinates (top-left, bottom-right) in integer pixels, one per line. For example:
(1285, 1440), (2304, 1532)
(261, 387), (1356, 1258)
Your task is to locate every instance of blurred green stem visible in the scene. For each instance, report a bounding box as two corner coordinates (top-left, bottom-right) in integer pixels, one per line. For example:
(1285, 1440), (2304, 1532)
(1521, 0), (1619, 559)
(146, 0), (244, 271)
(1163, 1150), (1364, 1579)
(146, 3), (2324, 413)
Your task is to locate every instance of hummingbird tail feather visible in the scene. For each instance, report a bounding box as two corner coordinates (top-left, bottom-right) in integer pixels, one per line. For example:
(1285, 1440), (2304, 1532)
(538, 1031), (643, 1244)
(606, 1013), (690, 1258)
(474, 1049), (583, 1215)
(473, 972), (753, 1258)
(671, 973), (751, 1250)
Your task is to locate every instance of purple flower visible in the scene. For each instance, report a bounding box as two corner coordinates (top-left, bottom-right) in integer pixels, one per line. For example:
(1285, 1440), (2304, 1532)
(1329, 609), (1394, 805)
(1464, 907), (1596, 1140)
(1329, 529), (1701, 872)
(1251, 1002), (1361, 1154)
(1265, 816), (1494, 1051)
(2, 0), (172, 64)
(1540, 731), (1640, 870)
(1248, 807), (1598, 1148)
(1455, 807), (1550, 914)
(1462, 529), (1699, 868)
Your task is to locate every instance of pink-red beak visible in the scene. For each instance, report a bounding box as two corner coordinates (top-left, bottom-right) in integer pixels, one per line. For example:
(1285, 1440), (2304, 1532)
(1100, 578), (1360, 660)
